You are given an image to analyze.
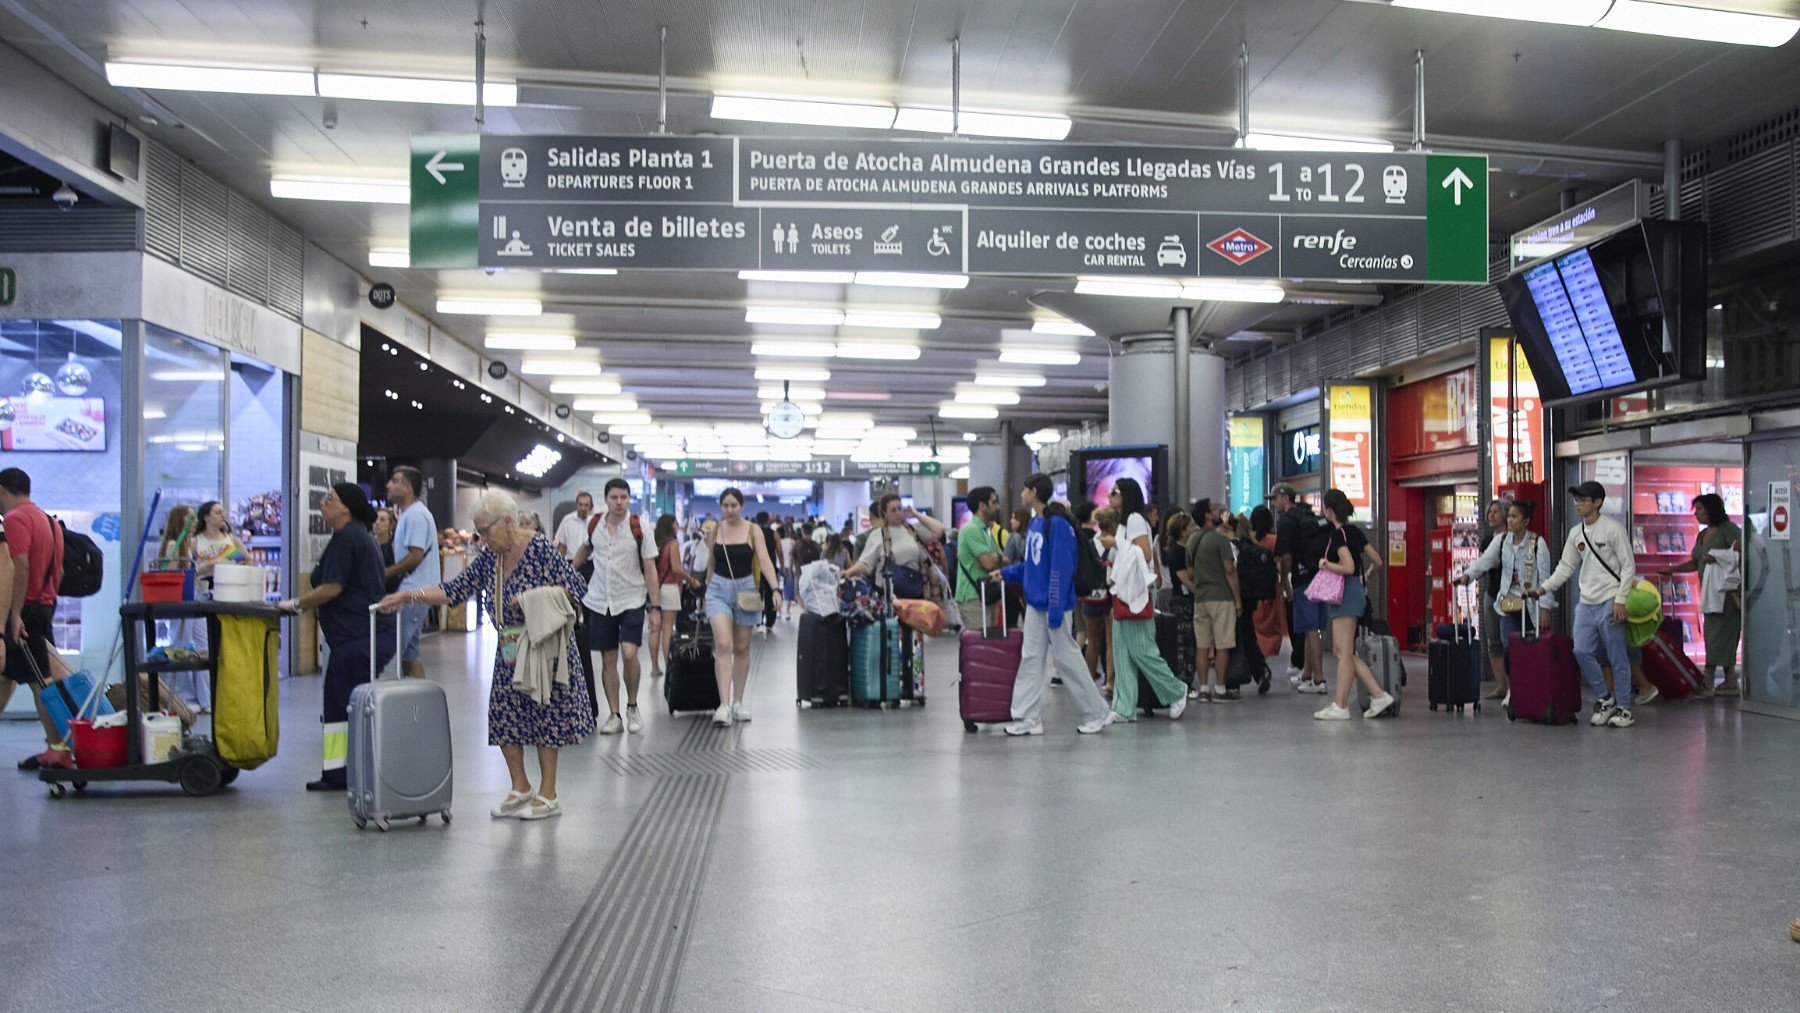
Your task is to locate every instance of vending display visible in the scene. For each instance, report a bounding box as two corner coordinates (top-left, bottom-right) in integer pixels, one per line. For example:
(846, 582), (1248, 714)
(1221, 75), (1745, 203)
(1429, 490), (1482, 629)
(1631, 463), (1744, 668)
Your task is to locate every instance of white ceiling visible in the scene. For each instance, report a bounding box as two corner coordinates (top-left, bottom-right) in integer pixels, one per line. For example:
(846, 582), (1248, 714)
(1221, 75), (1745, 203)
(3, 0), (1797, 439)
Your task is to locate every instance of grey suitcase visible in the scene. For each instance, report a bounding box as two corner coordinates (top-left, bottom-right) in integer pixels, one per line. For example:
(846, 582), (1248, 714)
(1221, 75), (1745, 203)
(347, 606), (453, 831)
(1354, 630), (1404, 717)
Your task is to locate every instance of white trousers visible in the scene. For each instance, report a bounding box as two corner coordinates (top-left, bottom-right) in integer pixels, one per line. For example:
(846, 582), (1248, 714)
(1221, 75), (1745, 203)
(1011, 606), (1110, 726)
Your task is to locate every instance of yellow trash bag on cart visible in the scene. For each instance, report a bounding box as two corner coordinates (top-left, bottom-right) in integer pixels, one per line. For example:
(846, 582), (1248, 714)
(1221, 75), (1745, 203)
(215, 614), (280, 770)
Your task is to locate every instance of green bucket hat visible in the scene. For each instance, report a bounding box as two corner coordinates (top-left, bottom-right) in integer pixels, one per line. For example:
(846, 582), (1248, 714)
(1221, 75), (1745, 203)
(1624, 580), (1663, 648)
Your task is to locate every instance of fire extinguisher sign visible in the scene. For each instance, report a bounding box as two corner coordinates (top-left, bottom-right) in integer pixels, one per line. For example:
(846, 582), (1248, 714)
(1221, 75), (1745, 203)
(1771, 481), (1791, 541)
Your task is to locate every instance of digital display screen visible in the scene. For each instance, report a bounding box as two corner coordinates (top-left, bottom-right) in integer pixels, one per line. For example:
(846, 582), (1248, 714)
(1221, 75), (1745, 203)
(951, 497), (971, 530)
(1557, 249), (1636, 390)
(1523, 260), (1601, 394)
(1083, 455), (1153, 507)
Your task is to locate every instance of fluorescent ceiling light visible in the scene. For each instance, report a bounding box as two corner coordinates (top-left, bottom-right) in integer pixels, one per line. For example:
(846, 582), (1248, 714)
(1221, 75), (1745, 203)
(852, 272), (970, 290)
(955, 387), (1022, 406)
(758, 384), (826, 401)
(826, 390), (892, 401)
(1182, 280), (1286, 303)
(484, 332), (576, 351)
(939, 403), (999, 420)
(519, 358), (603, 376)
(1026, 428), (1064, 444)
(317, 72), (517, 106)
(1074, 277), (1184, 299)
(973, 372), (1047, 388)
(998, 346), (1081, 366)
(106, 61), (315, 96)
(1390, 0), (1609, 27)
(592, 411), (653, 426)
(711, 93), (897, 130)
(515, 445), (562, 478)
(752, 340), (838, 358)
(755, 366), (831, 382)
(962, 432), (980, 442)
(863, 427), (917, 441)
(936, 446), (972, 464)
(436, 297), (542, 316)
(1032, 318), (1094, 337)
(842, 310), (941, 330)
(368, 248), (410, 268)
(761, 401), (824, 415)
(891, 106), (1073, 140)
(571, 396), (639, 412)
(1596, 1), (1799, 46)
(948, 466), (971, 480)
(739, 270), (855, 284)
(271, 175), (408, 204)
(814, 428), (873, 442)
(811, 441), (859, 455)
(835, 341), (921, 360)
(817, 412), (874, 428)
(746, 306), (845, 327)
(1240, 132), (1394, 153)
(549, 379), (623, 395)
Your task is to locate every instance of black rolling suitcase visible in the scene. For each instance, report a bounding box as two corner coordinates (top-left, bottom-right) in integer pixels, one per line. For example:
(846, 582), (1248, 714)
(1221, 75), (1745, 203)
(796, 611), (851, 707)
(1225, 606), (1271, 694)
(1428, 615), (1482, 713)
(665, 605), (721, 714)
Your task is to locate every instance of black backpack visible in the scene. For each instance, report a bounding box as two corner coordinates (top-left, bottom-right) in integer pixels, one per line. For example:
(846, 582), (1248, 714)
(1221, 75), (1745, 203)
(1236, 538), (1278, 603)
(1292, 508), (1333, 577)
(55, 518), (104, 598)
(1074, 528), (1108, 599)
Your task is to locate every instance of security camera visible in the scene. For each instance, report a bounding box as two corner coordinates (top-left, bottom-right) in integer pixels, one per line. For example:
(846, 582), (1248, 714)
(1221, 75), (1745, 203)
(52, 183), (78, 210)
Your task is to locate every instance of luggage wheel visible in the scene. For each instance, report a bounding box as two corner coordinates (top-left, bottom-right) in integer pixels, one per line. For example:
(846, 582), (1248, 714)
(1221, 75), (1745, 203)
(46, 782), (65, 799)
(441, 809), (452, 825)
(1429, 703), (1438, 711)
(72, 781), (88, 792)
(354, 815), (368, 830)
(418, 815), (428, 826)
(963, 721), (977, 733)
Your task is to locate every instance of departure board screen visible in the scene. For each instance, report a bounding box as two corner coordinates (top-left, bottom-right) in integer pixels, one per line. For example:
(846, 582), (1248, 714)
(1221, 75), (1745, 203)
(1556, 249), (1636, 390)
(1522, 260), (1601, 394)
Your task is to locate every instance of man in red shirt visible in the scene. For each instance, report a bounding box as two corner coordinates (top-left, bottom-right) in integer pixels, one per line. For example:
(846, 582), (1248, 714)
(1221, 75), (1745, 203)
(0, 467), (72, 770)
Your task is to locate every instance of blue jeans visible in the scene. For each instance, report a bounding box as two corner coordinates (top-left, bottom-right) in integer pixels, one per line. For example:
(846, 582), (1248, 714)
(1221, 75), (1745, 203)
(1572, 601), (1632, 704)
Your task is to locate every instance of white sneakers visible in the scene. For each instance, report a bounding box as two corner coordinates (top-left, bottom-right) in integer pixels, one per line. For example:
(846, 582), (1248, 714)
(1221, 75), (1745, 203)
(712, 704), (732, 727)
(1167, 695), (1188, 720)
(1590, 697), (1619, 727)
(625, 706), (643, 734)
(1076, 714), (1110, 734)
(1364, 694), (1397, 719)
(599, 713), (624, 735)
(732, 701), (752, 723)
(1313, 703), (1353, 721)
(1003, 718), (1044, 736)
(1296, 680), (1329, 695)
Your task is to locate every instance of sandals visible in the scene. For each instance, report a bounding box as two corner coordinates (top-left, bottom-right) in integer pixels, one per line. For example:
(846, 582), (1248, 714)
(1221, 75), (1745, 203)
(490, 790), (535, 819)
(1789, 917), (1800, 943)
(1714, 684), (1741, 698)
(520, 795), (563, 821)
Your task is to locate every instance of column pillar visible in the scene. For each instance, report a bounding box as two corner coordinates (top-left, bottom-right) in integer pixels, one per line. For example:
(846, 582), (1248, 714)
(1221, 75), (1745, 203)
(1108, 332), (1229, 508)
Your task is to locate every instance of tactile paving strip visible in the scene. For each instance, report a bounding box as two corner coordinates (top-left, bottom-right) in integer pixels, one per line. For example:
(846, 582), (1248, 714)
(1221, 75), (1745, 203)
(602, 747), (824, 777)
(524, 772), (729, 1013)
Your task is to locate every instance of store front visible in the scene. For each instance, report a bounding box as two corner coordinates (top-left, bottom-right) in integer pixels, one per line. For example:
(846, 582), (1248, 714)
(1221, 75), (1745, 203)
(0, 253), (300, 697)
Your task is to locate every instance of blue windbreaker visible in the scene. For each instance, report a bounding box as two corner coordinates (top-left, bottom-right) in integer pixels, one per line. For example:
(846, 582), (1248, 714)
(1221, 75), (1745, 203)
(999, 513), (1078, 628)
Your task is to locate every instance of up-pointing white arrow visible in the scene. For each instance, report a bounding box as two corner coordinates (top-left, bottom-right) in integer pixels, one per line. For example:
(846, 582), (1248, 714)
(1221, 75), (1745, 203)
(425, 150), (465, 186)
(1441, 166), (1474, 206)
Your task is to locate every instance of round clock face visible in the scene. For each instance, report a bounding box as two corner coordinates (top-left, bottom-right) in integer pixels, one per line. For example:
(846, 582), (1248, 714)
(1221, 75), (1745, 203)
(766, 400), (807, 440)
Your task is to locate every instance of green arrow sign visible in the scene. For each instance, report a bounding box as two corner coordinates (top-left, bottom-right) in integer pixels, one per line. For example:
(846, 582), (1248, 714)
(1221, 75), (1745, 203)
(410, 134), (480, 269)
(674, 459), (695, 476)
(918, 461), (942, 477)
(1425, 154), (1488, 283)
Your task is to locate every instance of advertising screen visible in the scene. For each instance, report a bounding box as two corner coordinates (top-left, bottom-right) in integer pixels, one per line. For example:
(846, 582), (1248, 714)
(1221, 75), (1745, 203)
(951, 496), (971, 530)
(0, 396), (106, 451)
(1082, 454), (1153, 507)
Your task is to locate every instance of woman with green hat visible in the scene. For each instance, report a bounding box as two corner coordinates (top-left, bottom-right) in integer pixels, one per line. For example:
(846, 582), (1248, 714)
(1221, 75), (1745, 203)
(1657, 493), (1741, 697)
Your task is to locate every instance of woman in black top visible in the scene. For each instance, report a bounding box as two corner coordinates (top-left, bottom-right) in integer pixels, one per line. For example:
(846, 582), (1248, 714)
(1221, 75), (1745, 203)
(1160, 511), (1194, 596)
(278, 483), (395, 791)
(1312, 489), (1396, 721)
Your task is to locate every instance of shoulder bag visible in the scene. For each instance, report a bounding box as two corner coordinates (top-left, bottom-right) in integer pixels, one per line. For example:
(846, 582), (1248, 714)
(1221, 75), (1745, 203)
(721, 531), (764, 613)
(881, 526), (927, 599)
(1498, 535), (1537, 614)
(1304, 527), (1347, 605)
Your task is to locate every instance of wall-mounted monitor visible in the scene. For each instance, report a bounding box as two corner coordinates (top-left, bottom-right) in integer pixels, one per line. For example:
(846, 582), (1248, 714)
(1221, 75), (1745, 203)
(1498, 219), (1707, 406)
(1068, 445), (1167, 508)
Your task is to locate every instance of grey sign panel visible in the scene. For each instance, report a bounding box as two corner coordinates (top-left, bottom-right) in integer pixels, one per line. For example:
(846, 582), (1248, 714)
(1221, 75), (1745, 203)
(480, 135), (734, 203)
(1508, 179), (1647, 270)
(1277, 215), (1427, 282)
(967, 209), (1198, 276)
(758, 208), (966, 272)
(735, 139), (1428, 216)
(480, 204), (758, 269)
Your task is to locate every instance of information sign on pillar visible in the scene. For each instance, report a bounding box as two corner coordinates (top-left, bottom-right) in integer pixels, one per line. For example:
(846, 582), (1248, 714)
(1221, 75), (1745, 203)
(1772, 481), (1792, 541)
(1488, 336), (1545, 491)
(1227, 415), (1266, 516)
(1325, 384), (1376, 518)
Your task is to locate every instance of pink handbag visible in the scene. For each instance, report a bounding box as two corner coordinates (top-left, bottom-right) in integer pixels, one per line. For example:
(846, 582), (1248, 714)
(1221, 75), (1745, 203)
(1304, 568), (1346, 605)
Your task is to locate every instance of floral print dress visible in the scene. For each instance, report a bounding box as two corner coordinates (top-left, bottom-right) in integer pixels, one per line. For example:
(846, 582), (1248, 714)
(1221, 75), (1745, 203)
(441, 532), (595, 747)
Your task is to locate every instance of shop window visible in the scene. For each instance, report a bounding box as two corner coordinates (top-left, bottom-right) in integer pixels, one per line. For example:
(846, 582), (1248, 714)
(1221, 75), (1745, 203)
(142, 324), (227, 563)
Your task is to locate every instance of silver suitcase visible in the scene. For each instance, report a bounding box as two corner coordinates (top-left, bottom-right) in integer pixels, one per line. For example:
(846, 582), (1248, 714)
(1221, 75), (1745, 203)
(1354, 631), (1404, 717)
(347, 605), (453, 831)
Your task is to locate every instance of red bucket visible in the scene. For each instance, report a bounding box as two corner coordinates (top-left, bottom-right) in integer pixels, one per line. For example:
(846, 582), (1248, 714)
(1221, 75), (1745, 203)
(69, 719), (128, 769)
(139, 570), (188, 603)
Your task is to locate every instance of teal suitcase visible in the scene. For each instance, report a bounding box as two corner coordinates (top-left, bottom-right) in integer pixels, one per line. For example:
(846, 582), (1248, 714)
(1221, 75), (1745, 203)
(850, 619), (904, 706)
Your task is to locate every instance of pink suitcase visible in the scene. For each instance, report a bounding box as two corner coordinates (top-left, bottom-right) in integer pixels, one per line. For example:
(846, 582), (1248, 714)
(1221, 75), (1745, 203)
(1641, 618), (1705, 700)
(1506, 610), (1582, 725)
(959, 584), (1022, 731)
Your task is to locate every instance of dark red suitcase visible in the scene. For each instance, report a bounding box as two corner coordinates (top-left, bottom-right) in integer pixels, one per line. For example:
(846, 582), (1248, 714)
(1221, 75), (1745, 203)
(959, 585), (1022, 731)
(1506, 611), (1581, 725)
(1641, 618), (1706, 700)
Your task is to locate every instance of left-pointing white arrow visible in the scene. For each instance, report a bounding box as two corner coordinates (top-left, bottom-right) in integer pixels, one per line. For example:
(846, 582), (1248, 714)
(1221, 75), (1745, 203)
(1441, 166), (1474, 207)
(425, 150), (465, 186)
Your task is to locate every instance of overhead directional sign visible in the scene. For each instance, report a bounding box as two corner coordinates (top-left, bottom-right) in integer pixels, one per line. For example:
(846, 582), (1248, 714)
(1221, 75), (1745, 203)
(410, 134), (1489, 282)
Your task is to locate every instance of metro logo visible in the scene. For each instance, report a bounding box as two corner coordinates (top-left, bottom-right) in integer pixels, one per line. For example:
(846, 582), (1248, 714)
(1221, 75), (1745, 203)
(1207, 228), (1271, 266)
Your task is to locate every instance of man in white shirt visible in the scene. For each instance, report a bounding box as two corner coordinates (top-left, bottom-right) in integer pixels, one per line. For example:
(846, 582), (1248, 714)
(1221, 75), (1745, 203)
(553, 491), (594, 562)
(573, 479), (657, 735)
(1528, 481), (1639, 729)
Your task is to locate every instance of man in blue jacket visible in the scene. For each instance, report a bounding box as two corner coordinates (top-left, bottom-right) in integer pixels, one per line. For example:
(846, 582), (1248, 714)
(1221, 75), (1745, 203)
(999, 473), (1112, 736)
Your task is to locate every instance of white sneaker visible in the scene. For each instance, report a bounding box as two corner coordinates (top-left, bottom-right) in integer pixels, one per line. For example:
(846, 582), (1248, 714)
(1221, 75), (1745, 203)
(599, 713), (624, 735)
(1103, 710), (1127, 726)
(1637, 686), (1660, 705)
(1607, 707), (1636, 728)
(1298, 681), (1329, 695)
(1076, 715), (1110, 734)
(1168, 695), (1188, 720)
(1313, 703), (1352, 721)
(1287, 671), (1304, 688)
(625, 706), (643, 734)
(1589, 697), (1618, 727)
(1187, 688), (1200, 700)
(712, 704), (733, 727)
(1363, 693), (1397, 719)
(1003, 719), (1043, 736)
(733, 701), (752, 723)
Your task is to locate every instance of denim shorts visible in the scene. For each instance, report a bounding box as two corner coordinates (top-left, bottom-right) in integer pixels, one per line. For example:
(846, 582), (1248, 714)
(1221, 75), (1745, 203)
(1328, 576), (1368, 621)
(398, 602), (428, 662)
(705, 574), (762, 627)
(1291, 576), (1329, 633)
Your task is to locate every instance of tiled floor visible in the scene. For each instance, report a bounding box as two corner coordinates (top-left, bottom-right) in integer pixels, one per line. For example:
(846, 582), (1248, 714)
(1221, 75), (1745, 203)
(3, 619), (1797, 1012)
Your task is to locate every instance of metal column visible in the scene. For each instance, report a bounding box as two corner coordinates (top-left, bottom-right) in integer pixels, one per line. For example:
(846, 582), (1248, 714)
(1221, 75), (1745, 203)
(1171, 306), (1191, 507)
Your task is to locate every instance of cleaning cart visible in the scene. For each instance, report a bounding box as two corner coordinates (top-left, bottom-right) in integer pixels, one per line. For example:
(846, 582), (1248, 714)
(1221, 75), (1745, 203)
(40, 600), (283, 798)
